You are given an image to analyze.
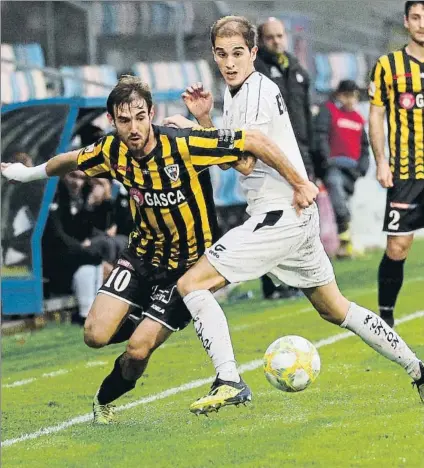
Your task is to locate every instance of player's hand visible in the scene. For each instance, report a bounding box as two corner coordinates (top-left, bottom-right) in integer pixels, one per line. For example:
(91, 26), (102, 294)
(292, 180), (319, 215)
(1, 161), (48, 182)
(106, 224), (117, 237)
(163, 114), (195, 129)
(91, 178), (112, 200)
(87, 183), (107, 206)
(182, 82), (213, 121)
(1, 162), (26, 182)
(1, 162), (16, 182)
(218, 156), (256, 175)
(231, 156), (256, 176)
(376, 160), (393, 188)
(1, 163), (33, 183)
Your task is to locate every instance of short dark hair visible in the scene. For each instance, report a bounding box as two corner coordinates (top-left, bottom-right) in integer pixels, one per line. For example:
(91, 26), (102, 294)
(211, 16), (257, 50)
(405, 1), (424, 17)
(336, 80), (359, 94)
(107, 75), (153, 119)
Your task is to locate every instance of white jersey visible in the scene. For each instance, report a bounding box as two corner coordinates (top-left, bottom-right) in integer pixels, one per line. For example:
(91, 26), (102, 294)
(222, 71), (308, 215)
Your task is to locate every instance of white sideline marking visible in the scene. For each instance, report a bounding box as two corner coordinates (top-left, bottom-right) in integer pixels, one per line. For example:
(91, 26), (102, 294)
(85, 361), (107, 368)
(42, 370), (68, 378)
(2, 378), (36, 389)
(2, 362), (108, 390)
(3, 310), (423, 448)
(233, 306), (312, 331)
(230, 276), (424, 333)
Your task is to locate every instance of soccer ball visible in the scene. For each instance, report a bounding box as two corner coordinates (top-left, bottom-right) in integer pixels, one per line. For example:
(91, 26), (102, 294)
(263, 335), (321, 392)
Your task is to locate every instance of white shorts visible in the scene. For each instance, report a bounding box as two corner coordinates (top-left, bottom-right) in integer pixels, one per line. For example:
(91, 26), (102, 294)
(206, 205), (335, 289)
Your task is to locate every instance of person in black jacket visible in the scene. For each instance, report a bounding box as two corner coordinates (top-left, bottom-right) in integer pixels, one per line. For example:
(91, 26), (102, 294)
(255, 17), (314, 179)
(255, 17), (311, 300)
(42, 172), (117, 322)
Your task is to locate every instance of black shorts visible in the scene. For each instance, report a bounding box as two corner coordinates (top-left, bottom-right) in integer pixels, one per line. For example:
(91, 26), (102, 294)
(98, 249), (191, 332)
(383, 180), (424, 234)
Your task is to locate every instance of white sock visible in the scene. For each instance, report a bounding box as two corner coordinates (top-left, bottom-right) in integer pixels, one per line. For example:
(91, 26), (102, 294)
(341, 302), (421, 380)
(183, 290), (240, 382)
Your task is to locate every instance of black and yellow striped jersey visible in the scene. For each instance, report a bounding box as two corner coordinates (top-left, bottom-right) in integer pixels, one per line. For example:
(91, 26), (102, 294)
(77, 125), (245, 272)
(369, 47), (424, 180)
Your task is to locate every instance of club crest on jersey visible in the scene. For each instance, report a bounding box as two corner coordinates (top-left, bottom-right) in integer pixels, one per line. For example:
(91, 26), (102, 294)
(164, 164), (179, 182)
(399, 92), (415, 110)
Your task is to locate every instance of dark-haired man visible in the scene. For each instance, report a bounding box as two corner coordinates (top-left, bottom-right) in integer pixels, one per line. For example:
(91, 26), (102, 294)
(369, 1), (424, 327)
(1, 75), (318, 423)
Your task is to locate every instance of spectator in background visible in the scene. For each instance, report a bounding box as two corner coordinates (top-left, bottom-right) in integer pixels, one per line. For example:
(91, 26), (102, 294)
(84, 177), (127, 264)
(10, 149), (34, 167)
(255, 17), (314, 178)
(314, 80), (370, 258)
(112, 181), (133, 238)
(42, 171), (118, 324)
(94, 179), (131, 277)
(255, 17), (313, 300)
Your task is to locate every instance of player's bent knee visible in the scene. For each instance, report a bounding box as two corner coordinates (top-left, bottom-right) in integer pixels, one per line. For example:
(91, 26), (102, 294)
(83, 322), (110, 349)
(176, 274), (193, 297)
(386, 236), (413, 260)
(126, 340), (153, 361)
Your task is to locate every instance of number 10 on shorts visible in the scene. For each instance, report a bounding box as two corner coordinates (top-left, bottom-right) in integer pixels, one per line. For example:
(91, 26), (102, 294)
(104, 267), (132, 292)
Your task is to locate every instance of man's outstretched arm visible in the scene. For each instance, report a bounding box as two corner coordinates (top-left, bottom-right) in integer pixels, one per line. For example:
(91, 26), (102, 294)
(1, 150), (79, 182)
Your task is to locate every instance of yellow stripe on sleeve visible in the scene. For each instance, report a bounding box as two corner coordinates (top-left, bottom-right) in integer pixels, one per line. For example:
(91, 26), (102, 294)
(190, 155), (239, 166)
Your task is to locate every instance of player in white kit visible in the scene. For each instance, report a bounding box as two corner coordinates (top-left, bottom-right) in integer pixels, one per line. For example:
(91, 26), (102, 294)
(168, 16), (424, 415)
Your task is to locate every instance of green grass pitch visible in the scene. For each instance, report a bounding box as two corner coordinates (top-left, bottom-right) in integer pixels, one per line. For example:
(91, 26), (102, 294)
(2, 240), (424, 467)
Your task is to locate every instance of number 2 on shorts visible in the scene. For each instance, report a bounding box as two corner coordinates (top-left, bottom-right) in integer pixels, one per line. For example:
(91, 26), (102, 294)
(388, 209), (400, 231)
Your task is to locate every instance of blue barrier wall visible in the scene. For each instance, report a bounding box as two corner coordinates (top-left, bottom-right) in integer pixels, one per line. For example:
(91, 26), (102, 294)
(1, 97), (108, 315)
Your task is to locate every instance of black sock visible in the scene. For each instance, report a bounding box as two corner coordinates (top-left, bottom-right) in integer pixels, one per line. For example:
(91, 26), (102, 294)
(261, 275), (277, 297)
(378, 254), (405, 319)
(96, 354), (136, 405)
